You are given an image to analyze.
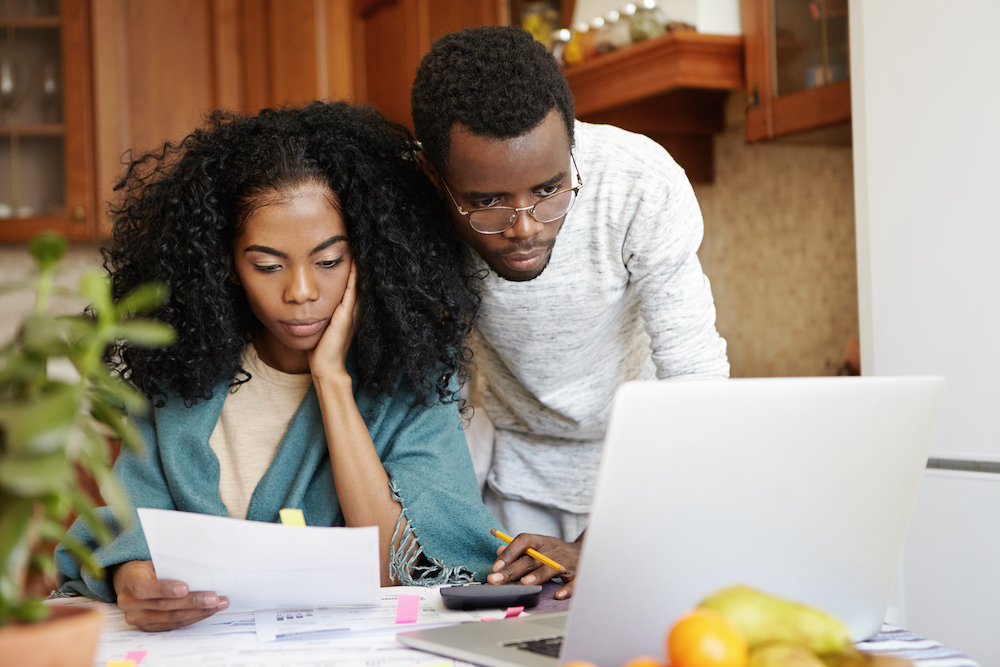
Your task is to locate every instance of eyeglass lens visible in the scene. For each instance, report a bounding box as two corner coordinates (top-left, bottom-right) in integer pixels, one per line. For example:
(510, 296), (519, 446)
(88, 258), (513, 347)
(469, 189), (577, 233)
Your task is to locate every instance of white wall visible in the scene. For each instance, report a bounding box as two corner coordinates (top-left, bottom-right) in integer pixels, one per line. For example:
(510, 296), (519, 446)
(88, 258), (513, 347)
(850, 0), (1000, 662)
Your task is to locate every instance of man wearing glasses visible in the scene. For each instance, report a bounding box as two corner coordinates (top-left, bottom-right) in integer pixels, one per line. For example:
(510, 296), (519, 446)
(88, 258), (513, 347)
(412, 26), (729, 598)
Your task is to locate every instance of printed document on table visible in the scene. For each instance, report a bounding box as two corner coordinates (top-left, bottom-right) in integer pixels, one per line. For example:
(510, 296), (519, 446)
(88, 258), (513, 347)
(138, 508), (380, 612)
(253, 586), (513, 643)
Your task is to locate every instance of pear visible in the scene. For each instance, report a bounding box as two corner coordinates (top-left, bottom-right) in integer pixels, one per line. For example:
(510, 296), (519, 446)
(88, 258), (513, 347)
(749, 642), (826, 667)
(698, 585), (852, 655)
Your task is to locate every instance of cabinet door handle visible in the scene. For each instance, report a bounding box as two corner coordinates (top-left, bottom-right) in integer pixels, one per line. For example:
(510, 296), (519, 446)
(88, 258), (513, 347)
(73, 205), (86, 224)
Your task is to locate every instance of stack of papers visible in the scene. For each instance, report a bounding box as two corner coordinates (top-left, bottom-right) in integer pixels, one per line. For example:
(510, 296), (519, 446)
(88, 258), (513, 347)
(52, 587), (515, 667)
(56, 509), (515, 666)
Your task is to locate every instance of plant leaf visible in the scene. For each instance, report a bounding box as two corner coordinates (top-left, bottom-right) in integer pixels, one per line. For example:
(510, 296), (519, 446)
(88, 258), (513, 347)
(90, 403), (145, 452)
(30, 551), (55, 584)
(29, 232), (68, 271)
(115, 282), (170, 317)
(0, 496), (32, 583)
(93, 373), (148, 415)
(92, 467), (133, 531)
(57, 531), (104, 580)
(19, 314), (77, 357)
(2, 384), (80, 455)
(0, 453), (75, 496)
(112, 320), (176, 348)
(65, 489), (114, 545)
(78, 270), (113, 324)
(14, 597), (50, 622)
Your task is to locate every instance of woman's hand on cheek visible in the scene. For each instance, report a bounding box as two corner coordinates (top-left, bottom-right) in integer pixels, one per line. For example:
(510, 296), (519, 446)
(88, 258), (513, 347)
(113, 560), (229, 632)
(309, 260), (359, 380)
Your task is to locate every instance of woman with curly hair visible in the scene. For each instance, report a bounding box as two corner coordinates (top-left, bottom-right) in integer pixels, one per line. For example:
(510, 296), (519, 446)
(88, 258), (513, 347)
(57, 102), (502, 631)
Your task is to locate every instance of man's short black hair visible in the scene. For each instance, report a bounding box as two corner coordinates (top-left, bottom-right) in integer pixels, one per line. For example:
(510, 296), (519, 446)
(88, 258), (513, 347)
(411, 26), (575, 172)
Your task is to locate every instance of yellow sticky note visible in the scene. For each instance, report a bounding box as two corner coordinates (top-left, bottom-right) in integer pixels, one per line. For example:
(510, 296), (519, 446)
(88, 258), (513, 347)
(106, 661), (136, 667)
(279, 508), (306, 526)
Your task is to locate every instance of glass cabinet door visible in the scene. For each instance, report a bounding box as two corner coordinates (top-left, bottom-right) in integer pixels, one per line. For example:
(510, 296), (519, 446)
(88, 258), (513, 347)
(772, 0), (848, 96)
(0, 0), (94, 241)
(744, 0), (851, 142)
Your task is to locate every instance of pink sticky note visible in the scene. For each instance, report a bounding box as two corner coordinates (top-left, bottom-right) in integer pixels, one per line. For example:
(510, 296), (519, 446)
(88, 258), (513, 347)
(395, 594), (419, 624)
(505, 606), (524, 618)
(125, 651), (148, 665)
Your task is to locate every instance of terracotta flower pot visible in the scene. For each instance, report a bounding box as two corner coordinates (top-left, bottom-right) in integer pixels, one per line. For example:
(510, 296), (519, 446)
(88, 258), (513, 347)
(0, 605), (104, 667)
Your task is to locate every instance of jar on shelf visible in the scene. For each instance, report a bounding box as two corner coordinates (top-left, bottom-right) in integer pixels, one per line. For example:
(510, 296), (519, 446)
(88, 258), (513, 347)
(606, 10), (633, 50)
(629, 0), (667, 42)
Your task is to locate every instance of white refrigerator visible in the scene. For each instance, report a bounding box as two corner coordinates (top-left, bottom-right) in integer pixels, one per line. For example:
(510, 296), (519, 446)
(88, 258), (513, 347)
(849, 1), (1000, 663)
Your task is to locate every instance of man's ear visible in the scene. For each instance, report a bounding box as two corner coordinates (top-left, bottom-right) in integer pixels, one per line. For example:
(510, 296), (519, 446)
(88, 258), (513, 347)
(416, 151), (442, 189)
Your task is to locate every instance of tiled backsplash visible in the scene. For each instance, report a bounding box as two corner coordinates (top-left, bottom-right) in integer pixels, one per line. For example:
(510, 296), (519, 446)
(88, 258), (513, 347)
(694, 91), (859, 378)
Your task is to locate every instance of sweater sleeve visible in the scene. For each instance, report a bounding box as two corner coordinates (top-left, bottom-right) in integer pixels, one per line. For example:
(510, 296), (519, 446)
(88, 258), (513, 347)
(621, 141), (730, 381)
(362, 376), (503, 585)
(55, 406), (175, 601)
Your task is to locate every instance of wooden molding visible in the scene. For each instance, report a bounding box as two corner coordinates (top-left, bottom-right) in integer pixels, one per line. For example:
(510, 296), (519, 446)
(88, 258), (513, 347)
(563, 31), (744, 118)
(564, 32), (743, 183)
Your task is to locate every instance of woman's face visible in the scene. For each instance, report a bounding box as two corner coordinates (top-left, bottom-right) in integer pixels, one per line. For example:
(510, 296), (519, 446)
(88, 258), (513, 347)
(231, 182), (352, 374)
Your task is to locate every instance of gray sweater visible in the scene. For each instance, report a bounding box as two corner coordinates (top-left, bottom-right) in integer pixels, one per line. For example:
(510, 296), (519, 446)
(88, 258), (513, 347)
(471, 121), (730, 514)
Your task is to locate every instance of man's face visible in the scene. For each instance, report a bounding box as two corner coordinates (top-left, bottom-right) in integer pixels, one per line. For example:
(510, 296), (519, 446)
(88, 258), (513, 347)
(437, 110), (573, 282)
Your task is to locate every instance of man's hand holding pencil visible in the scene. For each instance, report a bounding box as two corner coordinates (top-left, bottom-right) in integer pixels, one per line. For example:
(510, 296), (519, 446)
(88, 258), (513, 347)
(487, 528), (584, 600)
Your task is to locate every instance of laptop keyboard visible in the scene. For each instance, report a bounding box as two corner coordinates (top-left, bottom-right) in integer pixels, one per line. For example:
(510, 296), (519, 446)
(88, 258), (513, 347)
(505, 636), (564, 657)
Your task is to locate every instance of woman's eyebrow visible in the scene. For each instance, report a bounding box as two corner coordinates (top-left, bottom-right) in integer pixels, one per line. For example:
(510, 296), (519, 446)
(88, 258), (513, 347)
(243, 236), (348, 258)
(243, 244), (285, 258)
(311, 235), (349, 254)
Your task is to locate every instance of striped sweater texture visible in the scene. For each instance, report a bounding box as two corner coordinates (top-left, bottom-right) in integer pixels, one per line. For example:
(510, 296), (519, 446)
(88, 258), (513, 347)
(469, 121), (730, 514)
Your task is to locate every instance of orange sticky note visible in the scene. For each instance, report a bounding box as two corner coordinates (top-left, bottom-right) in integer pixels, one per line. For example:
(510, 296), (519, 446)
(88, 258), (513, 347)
(279, 508), (306, 526)
(395, 594), (419, 623)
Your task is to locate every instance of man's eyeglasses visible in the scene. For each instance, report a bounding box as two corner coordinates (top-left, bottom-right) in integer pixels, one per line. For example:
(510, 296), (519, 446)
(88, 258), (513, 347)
(441, 154), (583, 235)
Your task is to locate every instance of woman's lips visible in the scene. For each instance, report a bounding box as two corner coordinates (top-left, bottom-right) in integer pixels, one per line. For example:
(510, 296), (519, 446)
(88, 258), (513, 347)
(281, 319), (326, 337)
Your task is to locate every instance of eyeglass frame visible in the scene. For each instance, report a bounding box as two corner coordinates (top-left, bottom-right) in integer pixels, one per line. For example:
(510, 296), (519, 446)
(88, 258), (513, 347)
(440, 153), (584, 235)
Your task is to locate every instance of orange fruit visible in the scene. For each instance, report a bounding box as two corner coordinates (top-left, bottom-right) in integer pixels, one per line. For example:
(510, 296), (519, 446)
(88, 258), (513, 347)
(621, 656), (665, 667)
(666, 608), (748, 667)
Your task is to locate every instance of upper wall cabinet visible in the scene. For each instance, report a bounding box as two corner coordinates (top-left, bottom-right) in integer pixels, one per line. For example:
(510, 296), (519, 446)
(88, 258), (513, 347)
(743, 0), (850, 141)
(0, 0), (96, 242)
(351, 0), (505, 130)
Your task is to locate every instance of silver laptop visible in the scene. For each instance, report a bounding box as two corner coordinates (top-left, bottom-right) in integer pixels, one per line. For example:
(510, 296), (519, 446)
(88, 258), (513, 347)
(398, 376), (946, 667)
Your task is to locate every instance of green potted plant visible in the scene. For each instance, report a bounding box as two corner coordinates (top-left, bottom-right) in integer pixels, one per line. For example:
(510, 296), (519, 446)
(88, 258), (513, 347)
(0, 232), (173, 665)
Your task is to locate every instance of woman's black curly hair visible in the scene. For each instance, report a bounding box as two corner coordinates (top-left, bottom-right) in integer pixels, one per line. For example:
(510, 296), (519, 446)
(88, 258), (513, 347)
(105, 101), (476, 406)
(410, 25), (575, 172)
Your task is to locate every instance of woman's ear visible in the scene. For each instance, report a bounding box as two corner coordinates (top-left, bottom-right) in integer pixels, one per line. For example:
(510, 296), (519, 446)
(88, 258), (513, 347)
(416, 151), (442, 190)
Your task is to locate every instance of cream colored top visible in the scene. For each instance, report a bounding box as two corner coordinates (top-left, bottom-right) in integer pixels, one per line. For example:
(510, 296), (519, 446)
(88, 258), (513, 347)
(209, 344), (313, 519)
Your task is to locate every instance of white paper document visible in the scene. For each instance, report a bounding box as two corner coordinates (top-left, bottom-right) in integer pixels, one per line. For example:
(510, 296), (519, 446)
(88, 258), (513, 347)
(252, 587), (512, 643)
(138, 508), (380, 612)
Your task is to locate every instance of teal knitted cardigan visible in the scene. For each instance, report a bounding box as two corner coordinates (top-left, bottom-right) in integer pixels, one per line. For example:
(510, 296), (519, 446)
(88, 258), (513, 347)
(56, 371), (503, 602)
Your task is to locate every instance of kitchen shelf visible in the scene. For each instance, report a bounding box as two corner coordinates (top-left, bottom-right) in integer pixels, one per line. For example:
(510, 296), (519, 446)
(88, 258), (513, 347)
(0, 123), (64, 137)
(562, 30), (744, 183)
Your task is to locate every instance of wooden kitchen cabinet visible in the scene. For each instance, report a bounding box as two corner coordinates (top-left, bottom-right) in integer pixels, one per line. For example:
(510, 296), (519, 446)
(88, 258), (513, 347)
(0, 0), (96, 242)
(743, 0), (850, 141)
(351, 0), (506, 129)
(563, 30), (743, 182)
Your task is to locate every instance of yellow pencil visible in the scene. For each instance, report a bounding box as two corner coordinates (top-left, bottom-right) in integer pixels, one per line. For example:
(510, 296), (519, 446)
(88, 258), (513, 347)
(491, 528), (565, 572)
